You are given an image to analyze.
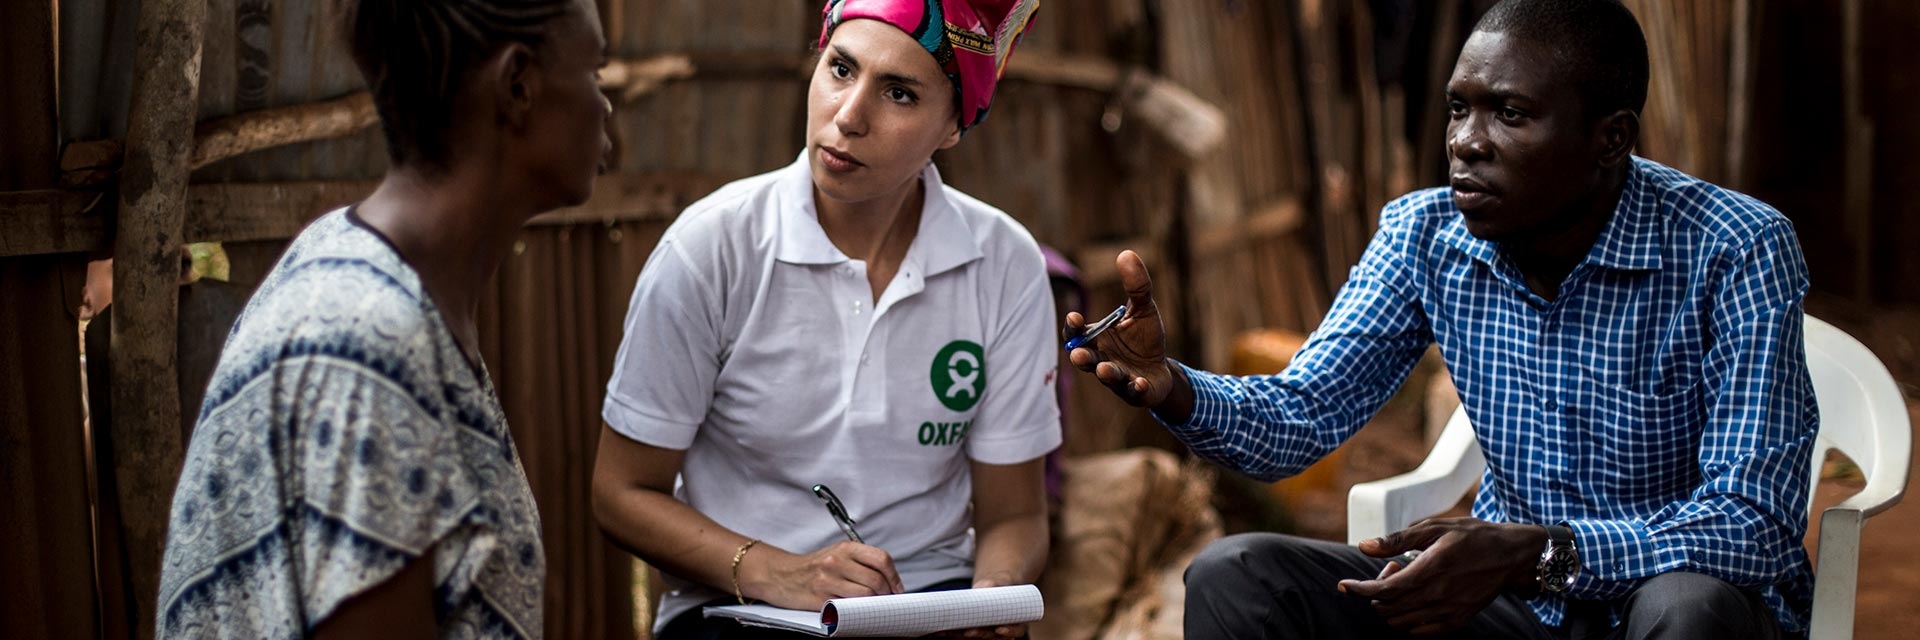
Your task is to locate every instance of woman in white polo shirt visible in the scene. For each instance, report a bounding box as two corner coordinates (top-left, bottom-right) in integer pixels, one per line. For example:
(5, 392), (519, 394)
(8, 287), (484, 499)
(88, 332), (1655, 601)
(592, 1), (1058, 638)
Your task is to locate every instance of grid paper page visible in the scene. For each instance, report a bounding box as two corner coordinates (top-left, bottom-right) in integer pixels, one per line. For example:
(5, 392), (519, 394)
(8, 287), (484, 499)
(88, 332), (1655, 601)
(826, 585), (1043, 637)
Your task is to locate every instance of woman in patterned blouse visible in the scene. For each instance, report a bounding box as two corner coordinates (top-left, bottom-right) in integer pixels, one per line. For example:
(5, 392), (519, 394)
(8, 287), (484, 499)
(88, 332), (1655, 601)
(155, 0), (612, 638)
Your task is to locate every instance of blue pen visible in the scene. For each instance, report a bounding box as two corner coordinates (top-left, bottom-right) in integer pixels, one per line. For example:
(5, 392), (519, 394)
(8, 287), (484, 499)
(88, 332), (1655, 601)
(1064, 305), (1127, 352)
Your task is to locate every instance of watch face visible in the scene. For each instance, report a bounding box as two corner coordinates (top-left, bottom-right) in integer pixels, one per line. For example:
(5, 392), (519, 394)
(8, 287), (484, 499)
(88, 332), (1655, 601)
(1544, 574), (1568, 591)
(1540, 546), (1579, 593)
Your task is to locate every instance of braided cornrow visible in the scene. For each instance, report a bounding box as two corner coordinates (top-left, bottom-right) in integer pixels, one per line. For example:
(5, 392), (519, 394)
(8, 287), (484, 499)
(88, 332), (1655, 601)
(338, 0), (575, 172)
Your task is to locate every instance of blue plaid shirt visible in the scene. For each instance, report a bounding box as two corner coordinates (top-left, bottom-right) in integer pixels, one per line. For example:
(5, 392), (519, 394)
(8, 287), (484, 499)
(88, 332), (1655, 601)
(1168, 157), (1817, 634)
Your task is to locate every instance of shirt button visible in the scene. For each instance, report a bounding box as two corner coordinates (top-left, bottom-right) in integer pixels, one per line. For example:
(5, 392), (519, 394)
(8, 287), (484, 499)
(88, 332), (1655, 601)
(860, 352), (870, 365)
(1545, 398), (1561, 411)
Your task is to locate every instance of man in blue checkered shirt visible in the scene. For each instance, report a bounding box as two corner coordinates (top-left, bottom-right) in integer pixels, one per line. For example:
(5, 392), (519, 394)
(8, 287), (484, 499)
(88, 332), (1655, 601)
(1065, 1), (1815, 638)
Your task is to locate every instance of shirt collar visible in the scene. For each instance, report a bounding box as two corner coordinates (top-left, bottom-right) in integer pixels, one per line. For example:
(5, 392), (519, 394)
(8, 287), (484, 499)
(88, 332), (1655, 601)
(773, 152), (983, 277)
(1581, 157), (1662, 271)
(1438, 157), (1663, 272)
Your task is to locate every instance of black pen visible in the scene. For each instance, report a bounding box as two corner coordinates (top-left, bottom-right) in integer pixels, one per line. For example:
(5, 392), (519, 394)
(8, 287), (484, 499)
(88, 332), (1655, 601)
(811, 484), (865, 544)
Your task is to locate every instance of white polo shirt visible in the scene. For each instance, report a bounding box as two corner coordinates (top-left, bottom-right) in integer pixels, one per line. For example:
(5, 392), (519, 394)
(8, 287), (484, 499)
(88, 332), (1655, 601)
(603, 154), (1063, 630)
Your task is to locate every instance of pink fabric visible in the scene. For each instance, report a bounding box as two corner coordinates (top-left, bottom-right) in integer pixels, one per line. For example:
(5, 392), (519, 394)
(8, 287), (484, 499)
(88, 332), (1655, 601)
(821, 0), (1040, 132)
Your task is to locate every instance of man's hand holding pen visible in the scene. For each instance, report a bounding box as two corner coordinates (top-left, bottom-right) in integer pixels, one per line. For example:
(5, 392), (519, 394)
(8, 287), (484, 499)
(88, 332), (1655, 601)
(1062, 250), (1197, 423)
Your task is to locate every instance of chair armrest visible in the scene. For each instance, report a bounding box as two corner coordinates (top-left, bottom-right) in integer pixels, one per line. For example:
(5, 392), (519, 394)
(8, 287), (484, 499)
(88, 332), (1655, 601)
(1809, 505), (1865, 640)
(1347, 408), (1486, 544)
(1808, 475), (1909, 640)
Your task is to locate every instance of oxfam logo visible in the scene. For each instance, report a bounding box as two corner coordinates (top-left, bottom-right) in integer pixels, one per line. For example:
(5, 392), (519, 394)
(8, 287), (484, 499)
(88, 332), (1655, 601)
(930, 340), (985, 412)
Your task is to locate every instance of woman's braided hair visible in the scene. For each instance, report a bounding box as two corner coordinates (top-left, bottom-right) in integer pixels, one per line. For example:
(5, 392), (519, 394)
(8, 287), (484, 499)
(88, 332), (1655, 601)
(338, 0), (577, 172)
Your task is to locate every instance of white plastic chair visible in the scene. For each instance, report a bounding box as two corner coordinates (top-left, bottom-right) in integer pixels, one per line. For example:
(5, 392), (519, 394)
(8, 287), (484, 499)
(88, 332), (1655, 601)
(1346, 315), (1911, 639)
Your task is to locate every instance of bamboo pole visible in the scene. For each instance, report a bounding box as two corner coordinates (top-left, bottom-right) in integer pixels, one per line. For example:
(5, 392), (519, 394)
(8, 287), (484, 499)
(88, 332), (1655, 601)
(1841, 0), (1873, 302)
(1351, 2), (1387, 225)
(1725, 0), (1758, 191)
(175, 52), (1214, 176)
(188, 54), (699, 172)
(1416, 0), (1463, 185)
(108, 0), (205, 636)
(191, 92), (376, 170)
(600, 54), (697, 102)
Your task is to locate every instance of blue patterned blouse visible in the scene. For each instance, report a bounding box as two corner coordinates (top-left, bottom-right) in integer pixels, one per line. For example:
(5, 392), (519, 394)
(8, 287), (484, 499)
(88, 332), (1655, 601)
(157, 210), (544, 639)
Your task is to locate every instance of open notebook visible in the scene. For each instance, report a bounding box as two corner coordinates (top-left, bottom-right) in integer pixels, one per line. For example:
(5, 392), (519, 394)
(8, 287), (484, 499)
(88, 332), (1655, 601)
(702, 584), (1044, 637)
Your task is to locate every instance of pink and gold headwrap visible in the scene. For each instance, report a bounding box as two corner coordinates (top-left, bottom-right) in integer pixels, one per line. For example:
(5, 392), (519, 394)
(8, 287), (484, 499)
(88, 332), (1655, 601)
(820, 0), (1040, 132)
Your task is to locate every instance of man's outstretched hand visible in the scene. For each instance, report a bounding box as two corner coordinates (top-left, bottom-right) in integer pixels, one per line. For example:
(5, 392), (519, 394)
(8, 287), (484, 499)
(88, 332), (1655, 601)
(1337, 518), (1548, 636)
(1063, 251), (1194, 422)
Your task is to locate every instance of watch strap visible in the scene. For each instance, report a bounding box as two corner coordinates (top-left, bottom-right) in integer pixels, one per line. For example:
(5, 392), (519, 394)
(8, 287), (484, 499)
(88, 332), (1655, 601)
(1545, 524), (1574, 548)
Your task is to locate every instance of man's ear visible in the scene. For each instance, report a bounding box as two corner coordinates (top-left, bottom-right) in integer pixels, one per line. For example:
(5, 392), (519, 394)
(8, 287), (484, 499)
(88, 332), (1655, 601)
(1595, 108), (1639, 168)
(490, 42), (539, 129)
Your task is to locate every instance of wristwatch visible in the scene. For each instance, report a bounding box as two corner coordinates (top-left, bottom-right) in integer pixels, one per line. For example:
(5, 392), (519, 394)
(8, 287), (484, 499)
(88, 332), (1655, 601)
(1536, 524), (1580, 593)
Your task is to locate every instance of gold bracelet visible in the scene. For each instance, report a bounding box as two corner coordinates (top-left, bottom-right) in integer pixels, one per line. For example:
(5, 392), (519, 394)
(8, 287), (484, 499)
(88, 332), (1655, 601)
(731, 539), (761, 605)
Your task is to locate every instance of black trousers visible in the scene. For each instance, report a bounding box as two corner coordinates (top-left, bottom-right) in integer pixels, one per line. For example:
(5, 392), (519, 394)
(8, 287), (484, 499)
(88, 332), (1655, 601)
(1184, 533), (1784, 640)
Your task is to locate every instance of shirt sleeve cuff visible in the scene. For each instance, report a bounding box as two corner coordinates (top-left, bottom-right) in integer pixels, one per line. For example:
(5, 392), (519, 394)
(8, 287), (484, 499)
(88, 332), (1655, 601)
(1562, 517), (1659, 600)
(601, 394), (700, 450)
(1155, 361), (1232, 436)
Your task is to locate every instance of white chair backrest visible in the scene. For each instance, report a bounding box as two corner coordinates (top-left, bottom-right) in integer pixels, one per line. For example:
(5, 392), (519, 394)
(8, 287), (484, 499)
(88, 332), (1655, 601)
(1801, 316), (1912, 518)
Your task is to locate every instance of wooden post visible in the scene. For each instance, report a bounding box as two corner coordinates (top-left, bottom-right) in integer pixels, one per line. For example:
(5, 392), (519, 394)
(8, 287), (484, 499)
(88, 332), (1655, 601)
(1840, 0), (1873, 303)
(1415, 0), (1463, 187)
(108, 0), (205, 635)
(1724, 0), (1758, 191)
(191, 92), (378, 171)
